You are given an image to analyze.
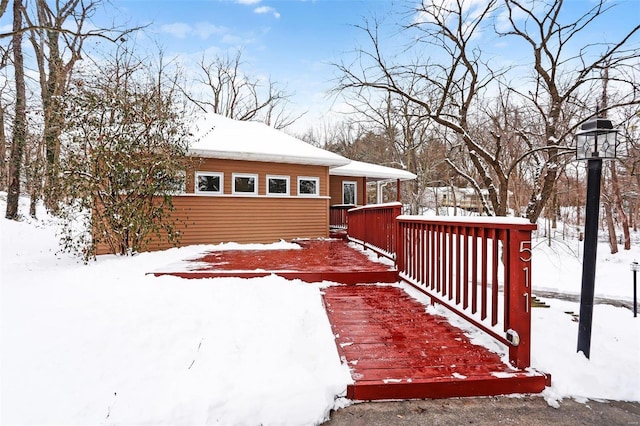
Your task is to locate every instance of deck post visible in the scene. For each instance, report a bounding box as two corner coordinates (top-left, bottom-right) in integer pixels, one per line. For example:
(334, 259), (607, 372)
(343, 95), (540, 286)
(506, 228), (533, 369)
(396, 217), (404, 270)
(362, 177), (367, 206)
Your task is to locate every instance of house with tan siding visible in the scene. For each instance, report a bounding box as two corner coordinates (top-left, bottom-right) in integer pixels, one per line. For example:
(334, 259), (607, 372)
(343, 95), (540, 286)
(97, 114), (416, 254)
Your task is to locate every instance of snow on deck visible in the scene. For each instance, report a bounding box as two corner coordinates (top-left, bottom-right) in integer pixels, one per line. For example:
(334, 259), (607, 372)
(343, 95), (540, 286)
(152, 239), (549, 400)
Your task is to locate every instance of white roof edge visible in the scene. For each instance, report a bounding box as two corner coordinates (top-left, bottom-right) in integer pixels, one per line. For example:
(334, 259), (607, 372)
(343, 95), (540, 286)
(330, 160), (417, 181)
(188, 149), (351, 167)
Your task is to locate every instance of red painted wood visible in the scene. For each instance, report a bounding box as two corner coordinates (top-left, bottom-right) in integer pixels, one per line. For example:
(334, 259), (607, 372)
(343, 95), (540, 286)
(463, 227), (469, 309)
(491, 229), (500, 327)
(455, 229), (461, 305)
(329, 206), (352, 230)
(481, 227), (488, 321)
(347, 203), (401, 257)
(436, 224), (442, 293)
(348, 374), (548, 401)
(472, 227), (478, 314)
(448, 226), (454, 300)
(394, 216), (536, 369)
(152, 239), (397, 284)
(507, 229), (534, 369)
(323, 285), (548, 401)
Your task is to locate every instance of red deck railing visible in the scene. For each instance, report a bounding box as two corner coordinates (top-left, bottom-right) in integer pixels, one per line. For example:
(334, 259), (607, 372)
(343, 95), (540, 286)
(347, 202), (402, 259)
(346, 206), (536, 369)
(329, 204), (355, 229)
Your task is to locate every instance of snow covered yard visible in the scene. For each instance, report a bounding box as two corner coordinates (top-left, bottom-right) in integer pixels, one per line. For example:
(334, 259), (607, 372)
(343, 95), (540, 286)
(1, 199), (351, 425)
(1, 195), (639, 425)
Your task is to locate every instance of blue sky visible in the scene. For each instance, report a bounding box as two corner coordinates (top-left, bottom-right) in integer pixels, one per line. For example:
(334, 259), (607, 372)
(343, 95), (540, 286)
(106, 0), (404, 132)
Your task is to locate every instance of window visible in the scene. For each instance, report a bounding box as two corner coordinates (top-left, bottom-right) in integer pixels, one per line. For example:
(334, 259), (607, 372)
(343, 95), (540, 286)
(267, 175), (290, 196)
(298, 177), (319, 196)
(233, 173), (258, 195)
(195, 172), (223, 194)
(343, 181), (357, 205)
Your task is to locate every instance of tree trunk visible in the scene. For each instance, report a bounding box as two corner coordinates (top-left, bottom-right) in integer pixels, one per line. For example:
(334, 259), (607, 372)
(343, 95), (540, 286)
(552, 191), (558, 229)
(42, 28), (64, 212)
(25, 142), (40, 218)
(0, 105), (6, 190)
(603, 197), (618, 254)
(609, 163), (631, 249)
(576, 166), (582, 228)
(29, 190), (37, 217)
(5, 0), (26, 220)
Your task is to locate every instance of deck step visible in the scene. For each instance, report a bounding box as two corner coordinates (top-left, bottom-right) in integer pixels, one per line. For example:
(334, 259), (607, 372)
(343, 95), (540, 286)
(153, 270), (398, 284)
(348, 373), (547, 400)
(323, 285), (549, 401)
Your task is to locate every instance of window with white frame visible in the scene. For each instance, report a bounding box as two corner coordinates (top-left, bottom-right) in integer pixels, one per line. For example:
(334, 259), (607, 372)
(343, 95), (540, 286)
(342, 181), (357, 205)
(267, 175), (290, 196)
(233, 173), (258, 195)
(195, 172), (223, 194)
(298, 176), (319, 196)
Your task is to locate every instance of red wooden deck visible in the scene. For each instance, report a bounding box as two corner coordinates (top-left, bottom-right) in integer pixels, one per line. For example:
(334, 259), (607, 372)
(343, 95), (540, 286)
(152, 239), (549, 400)
(152, 239), (398, 284)
(323, 285), (549, 400)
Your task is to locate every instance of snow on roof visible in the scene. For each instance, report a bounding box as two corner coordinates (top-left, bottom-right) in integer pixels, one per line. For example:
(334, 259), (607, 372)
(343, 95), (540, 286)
(330, 159), (417, 181)
(188, 113), (350, 167)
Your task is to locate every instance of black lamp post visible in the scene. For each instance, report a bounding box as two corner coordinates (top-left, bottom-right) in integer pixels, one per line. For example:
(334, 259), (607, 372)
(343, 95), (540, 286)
(575, 115), (619, 359)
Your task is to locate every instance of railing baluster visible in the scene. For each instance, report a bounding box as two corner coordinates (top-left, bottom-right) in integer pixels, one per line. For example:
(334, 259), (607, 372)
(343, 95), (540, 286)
(463, 227), (469, 310)
(418, 223), (422, 283)
(448, 225), (454, 301)
(438, 224), (443, 293)
(416, 223), (421, 282)
(471, 227), (478, 315)
(455, 226), (462, 305)
(491, 229), (500, 326)
(420, 223), (424, 286)
(481, 228), (488, 321)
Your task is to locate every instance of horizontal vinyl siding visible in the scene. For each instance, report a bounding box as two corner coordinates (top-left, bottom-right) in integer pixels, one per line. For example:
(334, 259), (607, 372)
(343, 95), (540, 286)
(330, 175), (367, 206)
(96, 197), (329, 255)
(95, 158), (332, 254)
(141, 195), (330, 252)
(330, 177), (343, 205)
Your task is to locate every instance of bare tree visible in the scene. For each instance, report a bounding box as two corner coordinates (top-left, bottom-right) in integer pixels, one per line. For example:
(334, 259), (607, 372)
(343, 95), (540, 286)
(0, 90), (8, 189)
(24, 0), (85, 210)
(5, 0), (26, 220)
(500, 0), (640, 222)
(185, 49), (303, 129)
(618, 103), (640, 232)
(23, 0), (141, 211)
(333, 3), (513, 216)
(334, 0), (640, 223)
(0, 0), (9, 19)
(337, 87), (435, 213)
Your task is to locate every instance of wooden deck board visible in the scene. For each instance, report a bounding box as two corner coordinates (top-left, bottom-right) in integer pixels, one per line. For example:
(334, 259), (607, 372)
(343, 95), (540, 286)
(323, 285), (548, 400)
(152, 239), (398, 284)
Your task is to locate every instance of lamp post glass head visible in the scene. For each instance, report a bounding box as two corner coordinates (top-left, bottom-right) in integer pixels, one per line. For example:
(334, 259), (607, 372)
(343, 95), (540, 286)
(575, 117), (619, 160)
(631, 261), (640, 272)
